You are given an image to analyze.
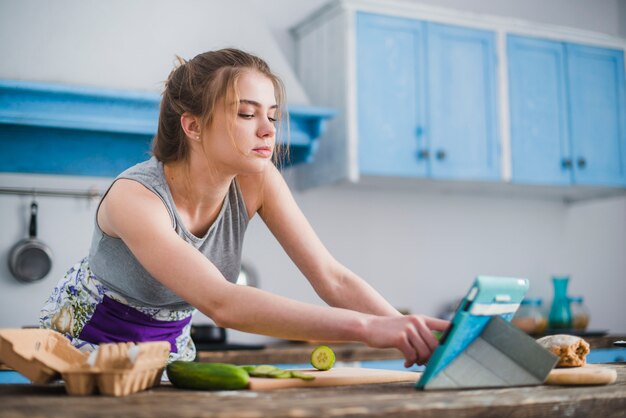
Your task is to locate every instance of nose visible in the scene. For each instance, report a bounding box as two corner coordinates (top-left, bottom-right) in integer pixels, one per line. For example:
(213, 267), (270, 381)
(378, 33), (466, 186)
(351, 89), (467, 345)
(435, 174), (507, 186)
(257, 118), (276, 139)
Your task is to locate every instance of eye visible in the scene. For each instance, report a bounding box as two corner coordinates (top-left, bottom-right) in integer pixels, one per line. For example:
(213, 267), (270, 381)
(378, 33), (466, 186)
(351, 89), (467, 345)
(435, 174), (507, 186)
(268, 116), (278, 123)
(238, 113), (254, 119)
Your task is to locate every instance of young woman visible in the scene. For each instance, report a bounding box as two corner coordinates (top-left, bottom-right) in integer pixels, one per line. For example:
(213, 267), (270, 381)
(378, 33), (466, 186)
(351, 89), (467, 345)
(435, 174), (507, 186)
(40, 48), (448, 367)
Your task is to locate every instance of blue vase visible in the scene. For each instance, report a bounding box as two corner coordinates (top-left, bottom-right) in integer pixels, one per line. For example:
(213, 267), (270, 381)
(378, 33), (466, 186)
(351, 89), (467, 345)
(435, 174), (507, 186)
(549, 276), (572, 330)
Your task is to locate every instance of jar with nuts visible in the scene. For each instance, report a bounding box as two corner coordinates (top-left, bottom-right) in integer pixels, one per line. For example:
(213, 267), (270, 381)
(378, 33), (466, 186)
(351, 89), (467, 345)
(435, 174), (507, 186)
(512, 298), (548, 335)
(569, 296), (590, 331)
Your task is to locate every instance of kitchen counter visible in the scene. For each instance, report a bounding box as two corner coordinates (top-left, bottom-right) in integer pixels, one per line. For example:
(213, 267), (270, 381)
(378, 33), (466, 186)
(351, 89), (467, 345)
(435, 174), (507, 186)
(0, 364), (625, 418)
(196, 341), (402, 365)
(196, 335), (626, 365)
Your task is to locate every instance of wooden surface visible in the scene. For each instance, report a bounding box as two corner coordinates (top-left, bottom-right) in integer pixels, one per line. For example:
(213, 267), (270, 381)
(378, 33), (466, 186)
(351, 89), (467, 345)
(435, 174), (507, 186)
(249, 367), (418, 390)
(195, 336), (626, 365)
(250, 366), (617, 390)
(196, 342), (402, 364)
(1, 364), (625, 417)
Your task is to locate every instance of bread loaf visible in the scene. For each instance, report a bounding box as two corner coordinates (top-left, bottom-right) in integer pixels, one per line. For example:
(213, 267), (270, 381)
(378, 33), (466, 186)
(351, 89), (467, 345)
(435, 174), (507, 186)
(536, 335), (590, 367)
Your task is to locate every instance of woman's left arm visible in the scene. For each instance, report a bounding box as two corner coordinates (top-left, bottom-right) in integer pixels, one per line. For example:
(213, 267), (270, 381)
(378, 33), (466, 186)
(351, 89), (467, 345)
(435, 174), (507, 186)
(251, 165), (401, 317)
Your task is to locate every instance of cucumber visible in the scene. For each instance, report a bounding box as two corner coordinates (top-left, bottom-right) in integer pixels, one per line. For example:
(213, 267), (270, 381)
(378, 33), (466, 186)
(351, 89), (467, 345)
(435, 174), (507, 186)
(167, 361), (249, 390)
(310, 345), (335, 371)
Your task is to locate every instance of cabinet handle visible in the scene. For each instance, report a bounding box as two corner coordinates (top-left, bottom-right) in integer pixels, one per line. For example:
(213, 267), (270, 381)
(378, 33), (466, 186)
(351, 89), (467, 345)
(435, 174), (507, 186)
(577, 158), (587, 169)
(561, 158), (573, 169)
(416, 149), (430, 160)
(436, 150), (446, 161)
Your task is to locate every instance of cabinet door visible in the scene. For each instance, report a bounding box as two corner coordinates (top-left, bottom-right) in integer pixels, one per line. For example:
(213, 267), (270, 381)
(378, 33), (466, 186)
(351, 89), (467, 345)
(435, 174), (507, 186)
(427, 23), (500, 180)
(566, 44), (626, 186)
(356, 12), (427, 177)
(508, 35), (572, 185)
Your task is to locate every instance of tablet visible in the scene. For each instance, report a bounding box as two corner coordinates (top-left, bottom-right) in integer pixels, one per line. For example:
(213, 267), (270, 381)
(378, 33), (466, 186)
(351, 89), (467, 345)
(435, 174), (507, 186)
(416, 276), (529, 389)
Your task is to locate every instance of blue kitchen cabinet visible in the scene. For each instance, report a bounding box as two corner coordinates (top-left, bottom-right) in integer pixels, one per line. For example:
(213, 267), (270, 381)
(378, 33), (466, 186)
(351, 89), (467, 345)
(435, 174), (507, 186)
(567, 44), (626, 186)
(508, 35), (626, 186)
(357, 14), (427, 177)
(427, 23), (500, 180)
(356, 13), (500, 181)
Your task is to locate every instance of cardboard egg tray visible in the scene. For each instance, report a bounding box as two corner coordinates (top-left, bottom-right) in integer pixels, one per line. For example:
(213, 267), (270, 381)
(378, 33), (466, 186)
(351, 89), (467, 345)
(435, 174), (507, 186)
(0, 328), (87, 384)
(0, 329), (170, 396)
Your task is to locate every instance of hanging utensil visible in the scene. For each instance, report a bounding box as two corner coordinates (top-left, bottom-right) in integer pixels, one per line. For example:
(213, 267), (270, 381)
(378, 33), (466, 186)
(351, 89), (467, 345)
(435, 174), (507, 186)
(8, 198), (53, 282)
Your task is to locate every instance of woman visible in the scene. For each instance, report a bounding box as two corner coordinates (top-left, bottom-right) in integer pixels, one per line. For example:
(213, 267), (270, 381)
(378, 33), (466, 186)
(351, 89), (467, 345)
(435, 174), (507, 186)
(40, 48), (448, 367)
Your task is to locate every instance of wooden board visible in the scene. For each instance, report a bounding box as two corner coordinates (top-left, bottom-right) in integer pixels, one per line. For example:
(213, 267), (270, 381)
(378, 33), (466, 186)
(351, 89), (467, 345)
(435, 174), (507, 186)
(247, 365), (617, 390)
(248, 367), (419, 391)
(545, 365), (617, 386)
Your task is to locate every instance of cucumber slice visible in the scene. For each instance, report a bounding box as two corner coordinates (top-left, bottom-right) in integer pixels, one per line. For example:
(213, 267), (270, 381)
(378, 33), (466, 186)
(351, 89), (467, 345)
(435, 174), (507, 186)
(246, 364), (317, 381)
(268, 370), (292, 379)
(248, 365), (279, 377)
(240, 365), (256, 373)
(291, 371), (315, 381)
(310, 345), (335, 371)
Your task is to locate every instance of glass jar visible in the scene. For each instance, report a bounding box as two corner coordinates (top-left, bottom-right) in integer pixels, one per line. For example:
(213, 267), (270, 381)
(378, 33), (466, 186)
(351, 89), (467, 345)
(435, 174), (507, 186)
(512, 298), (547, 335)
(569, 296), (590, 331)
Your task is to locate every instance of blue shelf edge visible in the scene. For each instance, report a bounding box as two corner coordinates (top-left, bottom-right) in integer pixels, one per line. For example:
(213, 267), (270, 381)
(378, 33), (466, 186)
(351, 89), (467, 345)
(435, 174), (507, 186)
(0, 79), (335, 177)
(0, 370), (30, 384)
(587, 348), (626, 364)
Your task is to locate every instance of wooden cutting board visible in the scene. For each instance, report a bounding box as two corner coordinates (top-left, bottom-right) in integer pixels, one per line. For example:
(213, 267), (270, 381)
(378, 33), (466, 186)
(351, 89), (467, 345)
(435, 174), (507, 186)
(247, 365), (616, 390)
(545, 365), (617, 386)
(248, 367), (419, 391)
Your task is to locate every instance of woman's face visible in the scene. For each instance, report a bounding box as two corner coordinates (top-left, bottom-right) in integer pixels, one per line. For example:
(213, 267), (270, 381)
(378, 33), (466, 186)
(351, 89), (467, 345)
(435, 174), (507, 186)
(201, 70), (278, 175)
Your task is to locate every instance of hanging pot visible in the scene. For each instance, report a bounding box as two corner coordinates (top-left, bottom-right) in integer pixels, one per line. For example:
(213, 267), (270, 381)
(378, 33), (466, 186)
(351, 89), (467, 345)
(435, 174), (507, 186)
(8, 201), (53, 282)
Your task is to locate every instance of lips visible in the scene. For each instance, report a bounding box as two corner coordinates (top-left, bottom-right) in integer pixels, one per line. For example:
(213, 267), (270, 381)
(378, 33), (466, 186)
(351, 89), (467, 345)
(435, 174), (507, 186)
(252, 146), (273, 158)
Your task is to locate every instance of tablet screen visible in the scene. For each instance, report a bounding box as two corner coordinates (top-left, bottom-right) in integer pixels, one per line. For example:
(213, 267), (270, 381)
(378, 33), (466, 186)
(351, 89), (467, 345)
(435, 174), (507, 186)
(416, 276), (529, 388)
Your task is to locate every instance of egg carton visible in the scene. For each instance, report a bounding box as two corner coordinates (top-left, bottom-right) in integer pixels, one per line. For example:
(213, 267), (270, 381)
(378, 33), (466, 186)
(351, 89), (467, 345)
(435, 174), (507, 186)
(0, 328), (87, 384)
(0, 329), (170, 396)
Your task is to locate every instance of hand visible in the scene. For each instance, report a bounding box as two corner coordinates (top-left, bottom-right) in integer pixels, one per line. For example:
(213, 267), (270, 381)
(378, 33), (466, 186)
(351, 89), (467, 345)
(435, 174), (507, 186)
(363, 314), (450, 367)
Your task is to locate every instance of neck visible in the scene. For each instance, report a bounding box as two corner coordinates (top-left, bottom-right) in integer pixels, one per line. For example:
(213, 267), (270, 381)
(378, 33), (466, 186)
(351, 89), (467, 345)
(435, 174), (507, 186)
(163, 155), (233, 214)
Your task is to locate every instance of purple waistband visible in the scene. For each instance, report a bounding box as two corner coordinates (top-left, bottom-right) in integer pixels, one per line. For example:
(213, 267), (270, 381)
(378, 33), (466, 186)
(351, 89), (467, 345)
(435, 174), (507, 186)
(79, 296), (191, 353)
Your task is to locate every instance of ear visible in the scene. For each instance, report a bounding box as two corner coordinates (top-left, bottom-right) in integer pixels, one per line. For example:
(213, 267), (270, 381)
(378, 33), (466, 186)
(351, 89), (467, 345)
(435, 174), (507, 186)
(180, 113), (202, 141)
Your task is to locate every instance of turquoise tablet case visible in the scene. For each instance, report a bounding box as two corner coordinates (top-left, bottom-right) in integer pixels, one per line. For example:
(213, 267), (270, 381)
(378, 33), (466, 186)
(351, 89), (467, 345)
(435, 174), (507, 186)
(416, 276), (556, 389)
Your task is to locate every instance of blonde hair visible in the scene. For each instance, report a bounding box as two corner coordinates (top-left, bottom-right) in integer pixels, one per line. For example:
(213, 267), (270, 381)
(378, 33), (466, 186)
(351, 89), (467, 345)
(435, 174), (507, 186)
(152, 48), (287, 167)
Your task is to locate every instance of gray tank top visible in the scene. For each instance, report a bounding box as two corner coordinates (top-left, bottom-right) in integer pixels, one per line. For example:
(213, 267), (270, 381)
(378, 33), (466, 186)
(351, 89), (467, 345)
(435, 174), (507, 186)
(88, 157), (249, 309)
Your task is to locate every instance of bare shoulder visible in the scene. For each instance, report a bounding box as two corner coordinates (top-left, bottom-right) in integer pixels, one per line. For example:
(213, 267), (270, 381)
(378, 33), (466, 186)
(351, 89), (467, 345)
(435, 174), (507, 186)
(98, 178), (172, 238)
(236, 164), (285, 219)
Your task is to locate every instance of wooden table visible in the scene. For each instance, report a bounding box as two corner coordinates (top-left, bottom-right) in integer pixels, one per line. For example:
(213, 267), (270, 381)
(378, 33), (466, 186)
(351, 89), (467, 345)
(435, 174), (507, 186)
(0, 364), (625, 417)
(196, 341), (402, 365)
(196, 335), (626, 365)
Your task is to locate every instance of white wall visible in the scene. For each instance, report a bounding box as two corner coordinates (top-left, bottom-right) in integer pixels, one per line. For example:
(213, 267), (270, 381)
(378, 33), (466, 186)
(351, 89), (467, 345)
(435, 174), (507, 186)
(0, 0), (625, 344)
(0, 0), (310, 103)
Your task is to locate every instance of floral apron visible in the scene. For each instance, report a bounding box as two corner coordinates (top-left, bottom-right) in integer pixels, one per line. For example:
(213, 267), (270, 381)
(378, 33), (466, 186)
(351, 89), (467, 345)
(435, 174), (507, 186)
(39, 258), (197, 362)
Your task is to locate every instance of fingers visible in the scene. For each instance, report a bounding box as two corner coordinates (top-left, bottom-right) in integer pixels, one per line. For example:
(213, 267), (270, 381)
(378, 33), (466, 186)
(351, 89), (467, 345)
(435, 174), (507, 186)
(398, 334), (418, 368)
(370, 315), (450, 368)
(403, 316), (447, 366)
(424, 316), (451, 331)
(415, 319), (439, 352)
(405, 323), (430, 365)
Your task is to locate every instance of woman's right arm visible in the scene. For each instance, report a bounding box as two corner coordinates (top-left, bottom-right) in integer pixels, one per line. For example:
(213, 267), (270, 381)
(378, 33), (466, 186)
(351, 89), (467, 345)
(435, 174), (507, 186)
(98, 179), (447, 366)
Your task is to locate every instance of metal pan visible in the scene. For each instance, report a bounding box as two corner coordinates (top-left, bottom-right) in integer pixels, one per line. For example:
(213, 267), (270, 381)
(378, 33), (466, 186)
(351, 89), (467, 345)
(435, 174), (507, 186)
(8, 201), (53, 282)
